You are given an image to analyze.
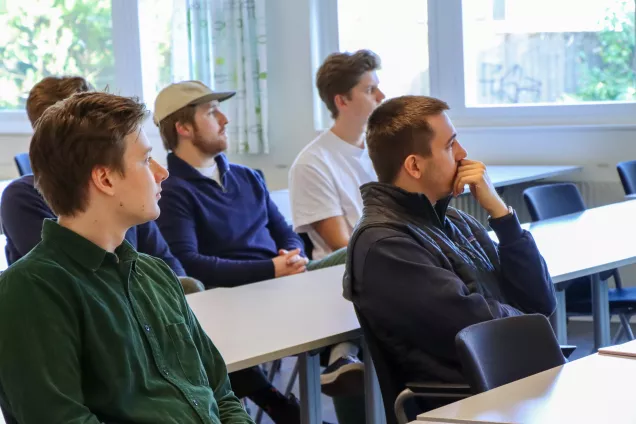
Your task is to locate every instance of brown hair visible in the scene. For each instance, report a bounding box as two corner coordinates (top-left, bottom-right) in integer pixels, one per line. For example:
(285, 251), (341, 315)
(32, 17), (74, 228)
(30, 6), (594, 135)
(316, 49), (381, 119)
(158, 105), (197, 151)
(26, 76), (92, 127)
(366, 95), (450, 184)
(29, 92), (148, 216)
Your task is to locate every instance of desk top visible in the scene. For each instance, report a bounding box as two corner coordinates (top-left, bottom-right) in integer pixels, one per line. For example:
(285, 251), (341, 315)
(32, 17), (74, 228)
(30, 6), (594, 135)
(486, 165), (581, 189)
(492, 199), (636, 284)
(187, 265), (357, 372)
(418, 354), (636, 424)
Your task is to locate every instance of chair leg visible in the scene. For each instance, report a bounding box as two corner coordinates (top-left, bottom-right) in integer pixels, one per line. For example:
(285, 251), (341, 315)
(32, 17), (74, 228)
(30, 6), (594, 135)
(267, 359), (282, 382)
(612, 325), (625, 345)
(619, 313), (635, 340)
(394, 389), (412, 424)
(284, 358), (300, 397)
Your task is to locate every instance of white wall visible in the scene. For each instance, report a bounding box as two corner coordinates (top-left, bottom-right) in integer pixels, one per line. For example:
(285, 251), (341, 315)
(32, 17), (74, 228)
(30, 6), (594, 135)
(1, 0), (635, 191)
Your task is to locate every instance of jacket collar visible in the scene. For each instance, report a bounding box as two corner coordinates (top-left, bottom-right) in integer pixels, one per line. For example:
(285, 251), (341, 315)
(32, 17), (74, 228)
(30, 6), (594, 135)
(360, 182), (453, 230)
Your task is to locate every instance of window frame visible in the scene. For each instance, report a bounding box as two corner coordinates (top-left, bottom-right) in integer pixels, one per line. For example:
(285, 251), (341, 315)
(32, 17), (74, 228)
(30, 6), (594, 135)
(314, 0), (636, 130)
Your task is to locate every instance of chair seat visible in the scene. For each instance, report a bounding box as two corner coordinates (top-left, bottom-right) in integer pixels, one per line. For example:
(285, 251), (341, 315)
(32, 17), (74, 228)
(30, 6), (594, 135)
(567, 287), (636, 314)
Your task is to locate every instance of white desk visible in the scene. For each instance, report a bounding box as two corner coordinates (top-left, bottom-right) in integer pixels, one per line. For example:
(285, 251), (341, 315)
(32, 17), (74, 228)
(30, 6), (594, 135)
(187, 265), (358, 373)
(187, 265), (371, 424)
(271, 165), (581, 224)
(491, 199), (636, 349)
(486, 165), (581, 189)
(418, 354), (636, 423)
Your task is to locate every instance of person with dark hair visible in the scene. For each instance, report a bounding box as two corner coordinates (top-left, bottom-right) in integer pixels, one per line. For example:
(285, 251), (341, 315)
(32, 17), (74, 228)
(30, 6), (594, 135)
(290, 50), (383, 262)
(1, 76), (188, 281)
(343, 95), (557, 398)
(0, 91), (253, 424)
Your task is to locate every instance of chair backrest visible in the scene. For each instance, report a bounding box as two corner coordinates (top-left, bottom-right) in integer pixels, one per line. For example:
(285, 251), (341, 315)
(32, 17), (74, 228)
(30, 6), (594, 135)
(254, 168), (266, 184)
(354, 306), (403, 424)
(523, 182), (585, 222)
(14, 153), (32, 176)
(617, 160), (636, 195)
(523, 182), (615, 284)
(299, 233), (314, 260)
(455, 314), (566, 393)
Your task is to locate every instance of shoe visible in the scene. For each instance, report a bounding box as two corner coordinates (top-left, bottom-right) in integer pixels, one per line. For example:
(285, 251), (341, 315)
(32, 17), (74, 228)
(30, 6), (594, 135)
(320, 355), (365, 397)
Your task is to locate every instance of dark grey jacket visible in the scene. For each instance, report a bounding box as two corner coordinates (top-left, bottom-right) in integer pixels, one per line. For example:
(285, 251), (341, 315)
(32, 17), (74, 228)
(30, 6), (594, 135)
(343, 183), (556, 383)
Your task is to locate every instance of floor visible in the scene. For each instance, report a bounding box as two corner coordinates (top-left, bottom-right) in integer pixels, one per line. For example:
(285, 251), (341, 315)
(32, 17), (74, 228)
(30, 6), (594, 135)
(248, 319), (629, 424)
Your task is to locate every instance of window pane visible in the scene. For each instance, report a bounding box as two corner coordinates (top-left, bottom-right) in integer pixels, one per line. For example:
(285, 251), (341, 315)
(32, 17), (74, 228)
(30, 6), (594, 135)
(463, 0), (636, 106)
(0, 0), (114, 111)
(337, 0), (429, 99)
(138, 0), (190, 108)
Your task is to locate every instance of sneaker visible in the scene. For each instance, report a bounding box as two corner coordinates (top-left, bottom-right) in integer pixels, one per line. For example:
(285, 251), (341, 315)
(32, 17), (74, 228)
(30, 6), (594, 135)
(320, 355), (365, 397)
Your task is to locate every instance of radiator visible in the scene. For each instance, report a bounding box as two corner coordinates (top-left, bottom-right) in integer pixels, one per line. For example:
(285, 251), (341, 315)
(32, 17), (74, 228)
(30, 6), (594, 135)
(450, 181), (625, 225)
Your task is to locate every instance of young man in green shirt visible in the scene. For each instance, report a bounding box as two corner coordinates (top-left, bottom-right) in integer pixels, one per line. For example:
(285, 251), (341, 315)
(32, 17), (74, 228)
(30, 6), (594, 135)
(0, 91), (253, 424)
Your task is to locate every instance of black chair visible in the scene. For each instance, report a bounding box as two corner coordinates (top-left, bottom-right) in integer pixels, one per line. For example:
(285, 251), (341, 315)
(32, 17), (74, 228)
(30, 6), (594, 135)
(354, 306), (471, 424)
(299, 233), (314, 260)
(617, 160), (636, 196)
(523, 182), (636, 343)
(254, 168), (266, 184)
(455, 314), (566, 393)
(14, 153), (32, 176)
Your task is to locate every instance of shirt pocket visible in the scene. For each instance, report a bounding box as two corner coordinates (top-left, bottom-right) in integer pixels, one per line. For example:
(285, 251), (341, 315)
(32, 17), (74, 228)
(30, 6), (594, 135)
(166, 321), (209, 386)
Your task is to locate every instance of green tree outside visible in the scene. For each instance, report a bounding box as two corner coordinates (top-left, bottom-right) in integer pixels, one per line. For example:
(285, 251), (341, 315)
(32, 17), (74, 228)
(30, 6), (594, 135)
(575, 0), (636, 101)
(0, 0), (114, 111)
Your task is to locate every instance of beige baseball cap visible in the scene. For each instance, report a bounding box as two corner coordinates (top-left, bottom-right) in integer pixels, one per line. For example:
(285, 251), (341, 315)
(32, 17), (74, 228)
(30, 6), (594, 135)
(153, 80), (235, 125)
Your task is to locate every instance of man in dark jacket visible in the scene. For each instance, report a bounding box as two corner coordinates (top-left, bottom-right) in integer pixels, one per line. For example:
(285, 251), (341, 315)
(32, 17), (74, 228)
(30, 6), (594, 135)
(343, 95), (556, 386)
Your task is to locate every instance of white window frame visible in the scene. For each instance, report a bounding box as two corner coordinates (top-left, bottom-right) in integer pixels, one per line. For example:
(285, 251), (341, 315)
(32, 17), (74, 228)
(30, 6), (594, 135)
(315, 0), (636, 130)
(0, 0), (145, 135)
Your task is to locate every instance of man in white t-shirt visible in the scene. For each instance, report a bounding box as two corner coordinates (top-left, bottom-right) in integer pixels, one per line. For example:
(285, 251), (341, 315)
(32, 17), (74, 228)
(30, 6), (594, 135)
(290, 50), (384, 261)
(289, 51), (384, 417)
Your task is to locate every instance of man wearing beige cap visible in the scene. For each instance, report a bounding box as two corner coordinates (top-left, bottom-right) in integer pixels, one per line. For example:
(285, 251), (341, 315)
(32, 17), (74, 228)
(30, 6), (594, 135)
(154, 81), (361, 423)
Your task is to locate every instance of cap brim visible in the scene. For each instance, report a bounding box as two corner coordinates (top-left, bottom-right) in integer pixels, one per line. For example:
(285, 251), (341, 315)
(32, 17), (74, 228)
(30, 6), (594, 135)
(190, 91), (236, 106)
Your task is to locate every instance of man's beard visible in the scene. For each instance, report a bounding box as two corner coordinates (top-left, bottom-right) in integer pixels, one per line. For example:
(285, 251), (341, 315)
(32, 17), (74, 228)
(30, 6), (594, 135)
(192, 130), (226, 157)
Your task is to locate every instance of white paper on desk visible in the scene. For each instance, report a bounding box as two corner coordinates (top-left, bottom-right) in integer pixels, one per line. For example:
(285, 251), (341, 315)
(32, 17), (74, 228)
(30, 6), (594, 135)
(598, 339), (636, 358)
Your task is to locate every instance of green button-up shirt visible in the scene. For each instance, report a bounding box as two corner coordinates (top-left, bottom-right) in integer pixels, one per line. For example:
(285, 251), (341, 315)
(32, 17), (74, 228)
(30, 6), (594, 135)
(0, 220), (253, 424)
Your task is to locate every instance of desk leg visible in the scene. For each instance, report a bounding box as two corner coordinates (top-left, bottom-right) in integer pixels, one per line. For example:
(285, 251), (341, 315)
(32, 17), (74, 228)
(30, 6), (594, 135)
(551, 289), (568, 344)
(591, 274), (611, 350)
(362, 338), (386, 424)
(298, 352), (322, 424)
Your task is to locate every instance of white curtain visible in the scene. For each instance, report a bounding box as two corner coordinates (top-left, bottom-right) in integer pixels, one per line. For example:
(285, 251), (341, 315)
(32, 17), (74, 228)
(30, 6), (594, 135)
(187, 0), (269, 154)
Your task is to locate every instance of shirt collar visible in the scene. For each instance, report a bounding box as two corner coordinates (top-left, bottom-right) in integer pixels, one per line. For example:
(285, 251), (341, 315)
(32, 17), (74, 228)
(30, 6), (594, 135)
(41, 219), (139, 272)
(167, 152), (231, 182)
(328, 130), (367, 158)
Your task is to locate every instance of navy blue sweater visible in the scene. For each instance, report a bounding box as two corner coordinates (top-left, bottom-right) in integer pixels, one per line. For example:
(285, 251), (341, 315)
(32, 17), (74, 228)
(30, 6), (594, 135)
(0, 175), (186, 276)
(157, 153), (304, 288)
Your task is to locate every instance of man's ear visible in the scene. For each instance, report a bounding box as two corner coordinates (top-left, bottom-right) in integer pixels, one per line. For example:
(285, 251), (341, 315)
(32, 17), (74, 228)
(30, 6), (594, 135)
(175, 121), (194, 138)
(90, 165), (116, 197)
(403, 154), (423, 179)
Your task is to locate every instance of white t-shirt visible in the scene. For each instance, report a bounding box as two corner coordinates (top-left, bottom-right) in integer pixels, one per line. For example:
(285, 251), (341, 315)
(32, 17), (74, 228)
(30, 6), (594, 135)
(289, 130), (377, 259)
(196, 162), (222, 188)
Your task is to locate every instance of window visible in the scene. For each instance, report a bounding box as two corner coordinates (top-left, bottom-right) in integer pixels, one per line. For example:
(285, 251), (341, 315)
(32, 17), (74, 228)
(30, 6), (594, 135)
(325, 0), (636, 127)
(0, 0), (115, 112)
(138, 0), (191, 110)
(463, 0), (636, 106)
(337, 0), (430, 100)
